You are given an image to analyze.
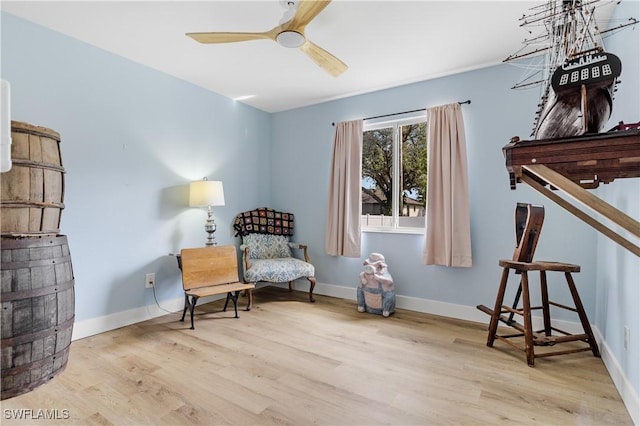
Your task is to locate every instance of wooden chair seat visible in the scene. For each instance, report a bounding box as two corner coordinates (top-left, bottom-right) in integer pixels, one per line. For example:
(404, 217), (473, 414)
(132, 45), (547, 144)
(498, 260), (580, 272)
(185, 282), (254, 299)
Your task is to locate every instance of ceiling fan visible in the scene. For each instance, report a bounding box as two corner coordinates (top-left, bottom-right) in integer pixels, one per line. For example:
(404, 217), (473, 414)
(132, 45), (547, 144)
(186, 0), (347, 77)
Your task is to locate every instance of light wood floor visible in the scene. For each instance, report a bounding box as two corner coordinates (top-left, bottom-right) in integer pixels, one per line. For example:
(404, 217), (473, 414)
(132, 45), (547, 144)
(1, 287), (632, 425)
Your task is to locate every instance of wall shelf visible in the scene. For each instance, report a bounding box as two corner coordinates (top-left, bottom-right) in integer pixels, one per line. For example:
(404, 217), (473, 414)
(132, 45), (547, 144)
(503, 128), (640, 256)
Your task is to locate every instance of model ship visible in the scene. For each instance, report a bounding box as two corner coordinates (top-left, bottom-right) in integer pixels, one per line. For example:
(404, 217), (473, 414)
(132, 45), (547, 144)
(505, 0), (637, 139)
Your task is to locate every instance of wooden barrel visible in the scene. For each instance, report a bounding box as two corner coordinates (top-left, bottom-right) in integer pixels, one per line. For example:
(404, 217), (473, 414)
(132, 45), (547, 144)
(1, 235), (75, 400)
(0, 121), (65, 237)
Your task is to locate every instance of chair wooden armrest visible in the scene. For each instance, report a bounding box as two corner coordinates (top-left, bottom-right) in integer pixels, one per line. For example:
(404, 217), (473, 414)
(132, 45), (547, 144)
(240, 244), (252, 270)
(289, 242), (311, 263)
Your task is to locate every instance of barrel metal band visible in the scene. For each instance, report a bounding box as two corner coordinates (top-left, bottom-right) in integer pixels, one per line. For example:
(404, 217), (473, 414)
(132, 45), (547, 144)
(1, 278), (74, 302)
(10, 126), (61, 141)
(0, 342), (72, 377)
(0, 237), (68, 249)
(0, 232), (60, 239)
(0, 200), (65, 209)
(8, 158), (65, 172)
(0, 254), (72, 270)
(0, 316), (75, 347)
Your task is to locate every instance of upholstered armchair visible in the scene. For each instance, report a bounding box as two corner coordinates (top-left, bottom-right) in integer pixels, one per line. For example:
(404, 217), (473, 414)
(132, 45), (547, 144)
(234, 208), (316, 303)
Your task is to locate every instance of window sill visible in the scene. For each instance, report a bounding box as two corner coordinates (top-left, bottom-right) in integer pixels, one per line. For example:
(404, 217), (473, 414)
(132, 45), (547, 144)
(362, 227), (424, 235)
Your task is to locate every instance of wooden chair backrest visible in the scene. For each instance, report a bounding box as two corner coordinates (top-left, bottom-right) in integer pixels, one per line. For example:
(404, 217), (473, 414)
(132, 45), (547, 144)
(512, 203), (545, 263)
(180, 245), (240, 290)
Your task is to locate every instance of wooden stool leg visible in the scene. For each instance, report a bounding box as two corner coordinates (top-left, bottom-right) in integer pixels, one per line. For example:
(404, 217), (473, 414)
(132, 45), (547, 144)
(539, 271), (552, 336)
(565, 272), (600, 357)
(507, 283), (522, 325)
(487, 267), (510, 347)
(520, 272), (535, 366)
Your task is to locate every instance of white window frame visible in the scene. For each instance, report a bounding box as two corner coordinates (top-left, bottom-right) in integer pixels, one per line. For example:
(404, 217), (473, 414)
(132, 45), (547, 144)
(361, 113), (427, 235)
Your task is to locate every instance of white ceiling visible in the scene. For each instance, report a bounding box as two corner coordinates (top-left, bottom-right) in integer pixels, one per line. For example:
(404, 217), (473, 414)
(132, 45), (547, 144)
(3, 0), (554, 113)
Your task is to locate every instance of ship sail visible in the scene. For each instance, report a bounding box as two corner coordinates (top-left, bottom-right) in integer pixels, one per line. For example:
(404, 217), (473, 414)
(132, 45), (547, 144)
(505, 0), (637, 139)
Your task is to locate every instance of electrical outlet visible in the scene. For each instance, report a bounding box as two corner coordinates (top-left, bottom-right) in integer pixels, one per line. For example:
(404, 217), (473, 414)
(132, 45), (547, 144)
(145, 273), (155, 288)
(624, 326), (630, 350)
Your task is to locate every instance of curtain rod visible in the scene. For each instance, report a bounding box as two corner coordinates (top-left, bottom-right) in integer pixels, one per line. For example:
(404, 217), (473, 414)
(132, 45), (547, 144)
(332, 100), (471, 126)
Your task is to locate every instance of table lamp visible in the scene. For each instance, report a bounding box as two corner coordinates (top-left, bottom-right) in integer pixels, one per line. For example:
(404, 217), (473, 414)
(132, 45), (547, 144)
(189, 178), (225, 246)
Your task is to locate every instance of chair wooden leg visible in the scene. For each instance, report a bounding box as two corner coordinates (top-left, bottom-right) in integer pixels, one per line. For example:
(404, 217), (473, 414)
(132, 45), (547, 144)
(245, 288), (253, 311)
(565, 272), (600, 357)
(307, 276), (316, 303)
(540, 271), (552, 336)
(487, 267), (510, 347)
(520, 272), (535, 366)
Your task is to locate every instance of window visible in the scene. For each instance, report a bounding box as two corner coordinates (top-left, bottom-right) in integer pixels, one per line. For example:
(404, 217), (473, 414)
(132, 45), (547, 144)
(361, 116), (427, 232)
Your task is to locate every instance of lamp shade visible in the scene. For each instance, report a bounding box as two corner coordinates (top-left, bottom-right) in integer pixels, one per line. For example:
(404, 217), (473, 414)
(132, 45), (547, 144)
(189, 180), (225, 207)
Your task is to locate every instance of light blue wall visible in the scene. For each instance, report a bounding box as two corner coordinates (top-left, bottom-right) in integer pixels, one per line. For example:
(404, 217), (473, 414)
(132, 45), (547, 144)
(594, 0), (640, 406)
(272, 62), (599, 312)
(1, 12), (272, 321)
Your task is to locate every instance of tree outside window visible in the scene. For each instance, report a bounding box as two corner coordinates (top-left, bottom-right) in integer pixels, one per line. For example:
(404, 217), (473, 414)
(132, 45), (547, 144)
(361, 117), (427, 230)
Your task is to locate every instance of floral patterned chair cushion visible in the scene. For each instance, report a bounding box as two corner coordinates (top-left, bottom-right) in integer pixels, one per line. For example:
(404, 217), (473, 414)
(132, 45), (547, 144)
(244, 233), (292, 259)
(244, 258), (314, 284)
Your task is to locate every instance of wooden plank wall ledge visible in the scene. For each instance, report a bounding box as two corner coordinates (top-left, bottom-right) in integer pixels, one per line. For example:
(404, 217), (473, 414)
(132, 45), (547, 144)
(503, 129), (640, 256)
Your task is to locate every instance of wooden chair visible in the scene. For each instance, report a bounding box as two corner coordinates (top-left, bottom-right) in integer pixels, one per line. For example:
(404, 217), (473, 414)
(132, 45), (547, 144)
(180, 245), (254, 330)
(477, 203), (600, 366)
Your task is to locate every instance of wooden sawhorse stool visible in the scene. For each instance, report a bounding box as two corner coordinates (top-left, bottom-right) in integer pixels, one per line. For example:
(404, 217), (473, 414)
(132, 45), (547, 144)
(477, 203), (600, 366)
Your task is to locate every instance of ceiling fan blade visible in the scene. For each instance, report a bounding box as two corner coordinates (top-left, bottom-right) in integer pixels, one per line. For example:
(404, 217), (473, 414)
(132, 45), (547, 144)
(187, 31), (273, 44)
(287, 0), (332, 31)
(299, 40), (347, 77)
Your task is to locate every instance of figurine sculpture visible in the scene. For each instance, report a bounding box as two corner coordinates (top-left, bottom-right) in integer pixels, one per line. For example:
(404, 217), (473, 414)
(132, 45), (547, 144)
(357, 253), (395, 317)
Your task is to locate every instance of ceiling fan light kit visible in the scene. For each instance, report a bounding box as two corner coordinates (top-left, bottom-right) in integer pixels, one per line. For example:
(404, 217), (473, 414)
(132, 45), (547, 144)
(276, 31), (305, 48)
(187, 0), (347, 77)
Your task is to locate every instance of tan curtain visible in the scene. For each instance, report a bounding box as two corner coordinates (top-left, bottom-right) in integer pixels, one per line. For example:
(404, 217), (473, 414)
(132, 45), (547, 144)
(325, 120), (363, 257)
(422, 103), (472, 267)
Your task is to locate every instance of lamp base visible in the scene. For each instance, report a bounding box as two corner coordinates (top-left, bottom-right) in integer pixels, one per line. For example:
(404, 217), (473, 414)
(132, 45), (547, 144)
(205, 206), (217, 246)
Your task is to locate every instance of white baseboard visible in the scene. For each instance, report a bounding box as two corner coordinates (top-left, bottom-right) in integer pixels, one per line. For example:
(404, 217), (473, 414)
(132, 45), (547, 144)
(308, 281), (489, 323)
(72, 281), (638, 425)
(307, 281), (583, 332)
(593, 327), (640, 425)
(71, 294), (224, 341)
(72, 283), (276, 340)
